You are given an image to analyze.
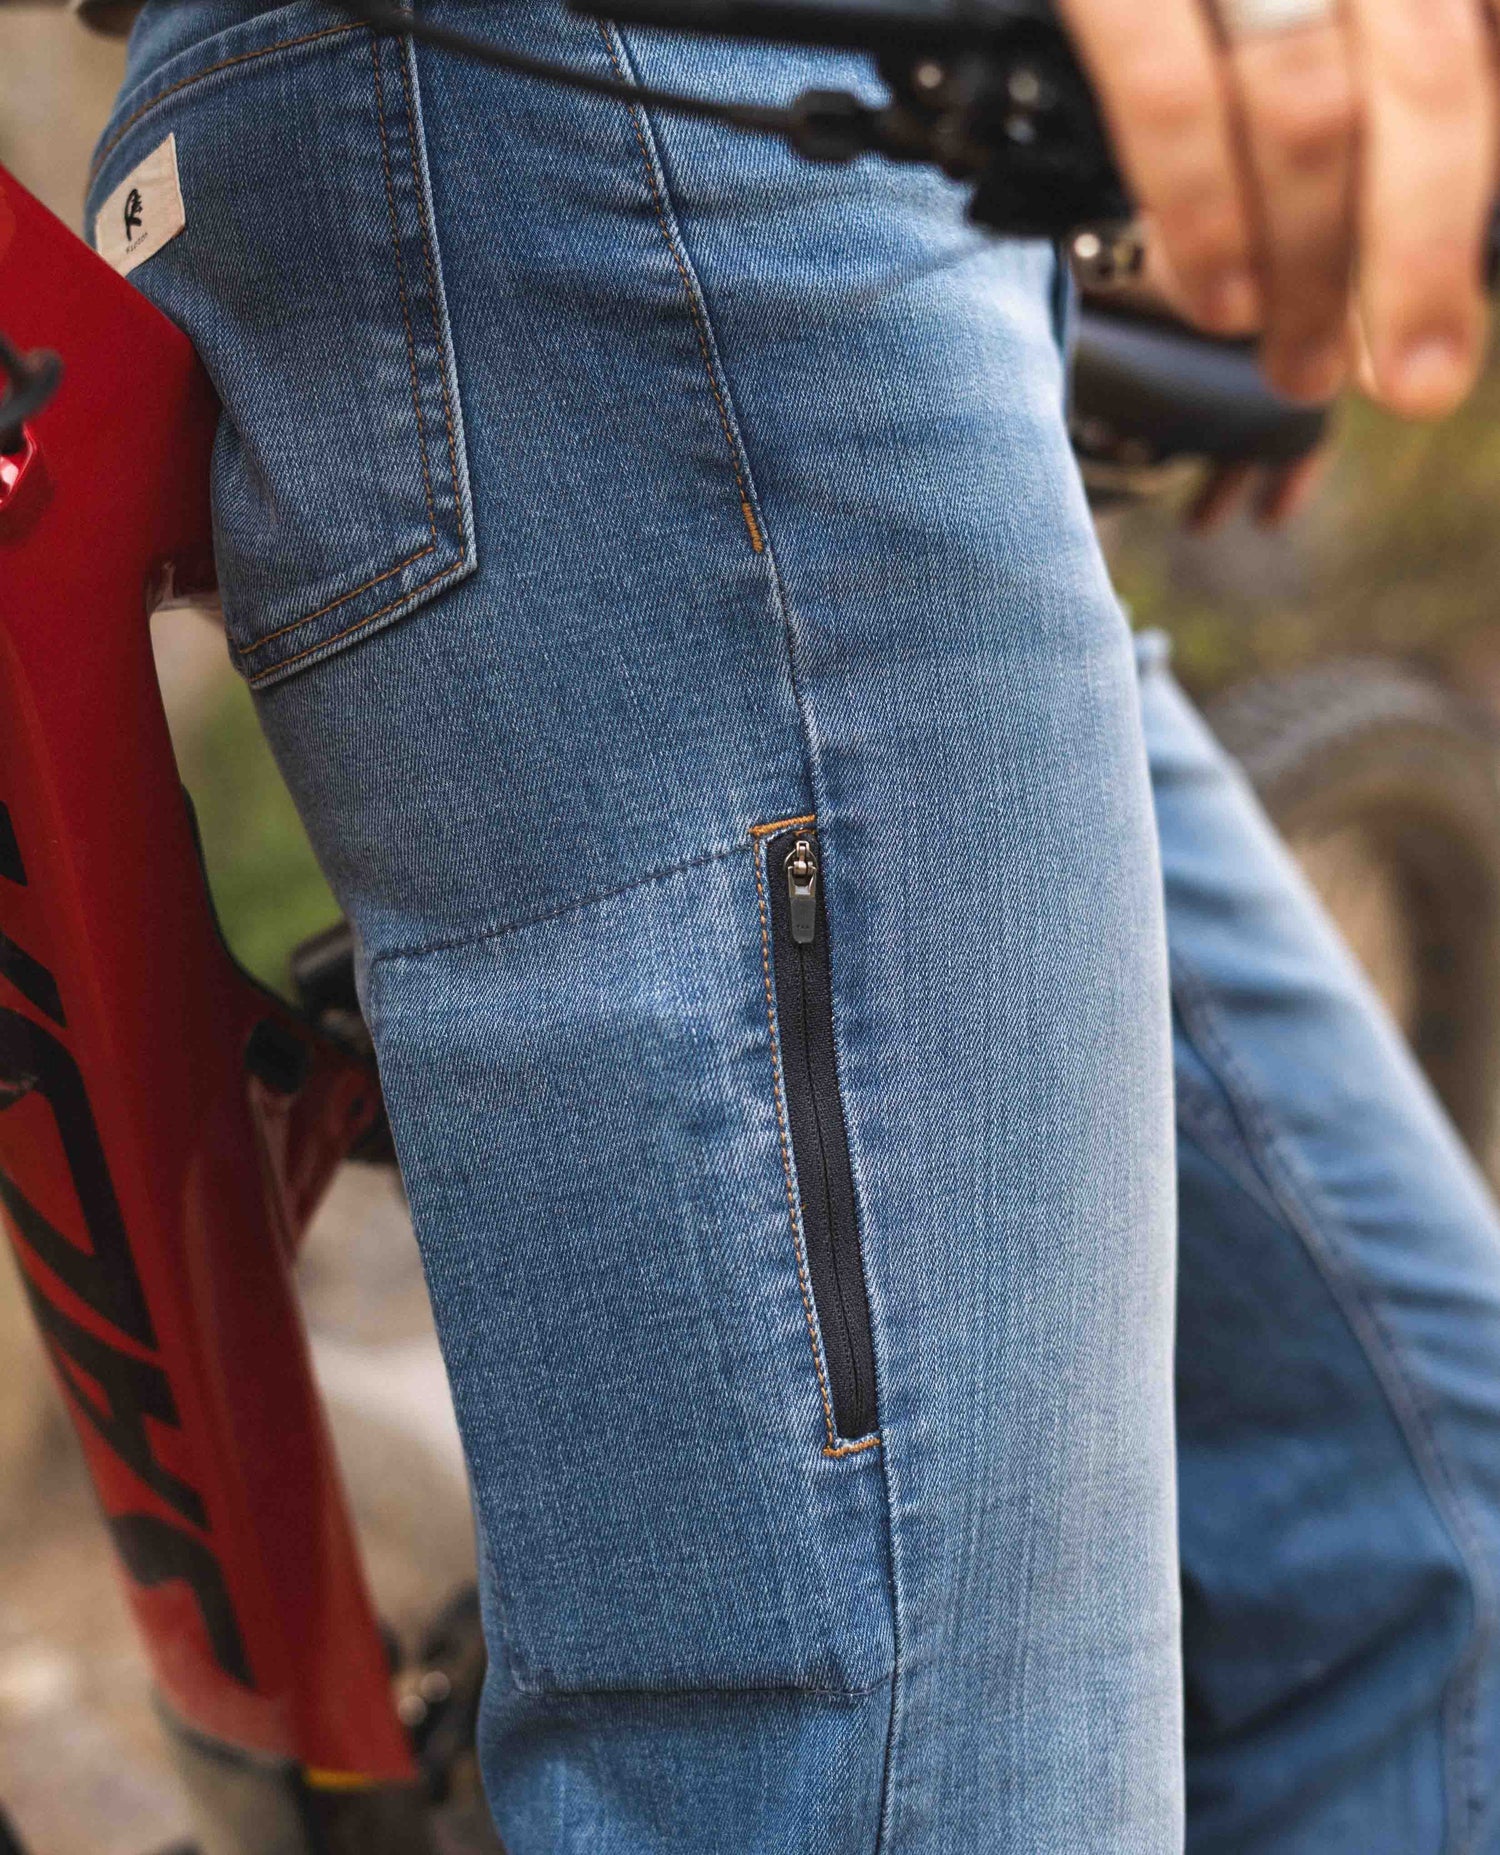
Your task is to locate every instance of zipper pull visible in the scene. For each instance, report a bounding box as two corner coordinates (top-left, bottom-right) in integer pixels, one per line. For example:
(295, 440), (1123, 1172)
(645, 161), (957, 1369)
(785, 835), (819, 946)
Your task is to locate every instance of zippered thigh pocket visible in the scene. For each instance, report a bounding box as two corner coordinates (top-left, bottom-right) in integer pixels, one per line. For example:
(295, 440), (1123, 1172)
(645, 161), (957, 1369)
(756, 820), (880, 1453)
(367, 837), (894, 1696)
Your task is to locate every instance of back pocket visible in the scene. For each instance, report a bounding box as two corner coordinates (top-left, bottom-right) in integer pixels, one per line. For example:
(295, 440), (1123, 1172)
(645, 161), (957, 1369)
(86, 4), (475, 688)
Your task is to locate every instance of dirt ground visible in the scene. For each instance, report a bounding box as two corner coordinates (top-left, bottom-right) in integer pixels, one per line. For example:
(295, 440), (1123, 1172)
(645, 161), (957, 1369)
(0, 1164), (478, 1855)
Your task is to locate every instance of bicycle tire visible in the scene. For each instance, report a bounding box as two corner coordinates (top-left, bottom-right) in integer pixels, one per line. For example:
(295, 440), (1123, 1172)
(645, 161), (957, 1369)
(1208, 658), (1500, 1187)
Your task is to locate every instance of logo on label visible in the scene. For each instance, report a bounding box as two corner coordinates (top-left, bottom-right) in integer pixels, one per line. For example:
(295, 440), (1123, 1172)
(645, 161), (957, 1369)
(95, 136), (184, 280)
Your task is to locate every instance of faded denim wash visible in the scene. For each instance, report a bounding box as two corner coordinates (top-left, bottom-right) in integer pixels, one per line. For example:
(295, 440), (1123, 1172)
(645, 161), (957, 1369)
(89, 2), (1500, 1848)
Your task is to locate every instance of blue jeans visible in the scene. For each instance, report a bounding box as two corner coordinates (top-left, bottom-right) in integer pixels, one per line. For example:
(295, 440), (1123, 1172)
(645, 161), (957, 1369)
(90, 4), (1500, 1848)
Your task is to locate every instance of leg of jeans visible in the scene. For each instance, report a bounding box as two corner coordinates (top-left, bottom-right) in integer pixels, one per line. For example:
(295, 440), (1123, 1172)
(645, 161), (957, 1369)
(100, 4), (1181, 1844)
(1142, 635), (1500, 1853)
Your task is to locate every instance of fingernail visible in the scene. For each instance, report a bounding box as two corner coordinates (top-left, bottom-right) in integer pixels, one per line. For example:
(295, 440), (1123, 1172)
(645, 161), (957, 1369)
(1395, 333), (1470, 412)
(1202, 270), (1262, 334)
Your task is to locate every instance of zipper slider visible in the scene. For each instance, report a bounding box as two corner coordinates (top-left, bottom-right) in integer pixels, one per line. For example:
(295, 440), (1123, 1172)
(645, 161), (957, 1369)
(785, 835), (819, 946)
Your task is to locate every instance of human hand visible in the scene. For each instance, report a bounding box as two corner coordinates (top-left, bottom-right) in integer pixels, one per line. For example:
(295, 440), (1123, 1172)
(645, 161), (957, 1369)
(1177, 449), (1327, 531)
(1055, 0), (1498, 419)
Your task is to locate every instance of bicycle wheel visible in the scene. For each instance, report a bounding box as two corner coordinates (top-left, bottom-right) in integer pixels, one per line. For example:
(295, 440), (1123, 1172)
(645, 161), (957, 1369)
(1208, 659), (1500, 1188)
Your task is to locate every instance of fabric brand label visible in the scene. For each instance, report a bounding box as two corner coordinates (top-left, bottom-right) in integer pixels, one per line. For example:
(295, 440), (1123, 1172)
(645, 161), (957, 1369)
(95, 134), (185, 278)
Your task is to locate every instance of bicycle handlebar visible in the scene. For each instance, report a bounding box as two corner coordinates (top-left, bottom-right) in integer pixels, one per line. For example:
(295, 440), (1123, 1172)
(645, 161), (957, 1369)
(3, 0), (1497, 463)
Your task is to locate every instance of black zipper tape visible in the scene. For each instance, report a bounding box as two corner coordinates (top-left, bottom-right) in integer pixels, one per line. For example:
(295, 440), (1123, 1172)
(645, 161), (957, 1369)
(764, 825), (878, 1442)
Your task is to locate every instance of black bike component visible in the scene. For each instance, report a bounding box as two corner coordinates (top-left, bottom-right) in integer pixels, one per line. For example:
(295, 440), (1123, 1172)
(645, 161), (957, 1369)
(345, 1), (797, 134)
(400, 1588), (496, 1818)
(341, 0), (1129, 239)
(764, 826), (878, 1442)
(1071, 306), (1329, 470)
(290, 920), (362, 1024)
(0, 332), (61, 455)
(288, 919), (394, 1160)
(878, 19), (1128, 236)
(586, 0), (1057, 55)
(158, 1704), (437, 1855)
(243, 1018), (312, 1096)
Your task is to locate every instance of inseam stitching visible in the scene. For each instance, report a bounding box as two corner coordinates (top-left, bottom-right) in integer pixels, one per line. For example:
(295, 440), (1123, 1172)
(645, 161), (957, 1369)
(596, 23), (764, 555)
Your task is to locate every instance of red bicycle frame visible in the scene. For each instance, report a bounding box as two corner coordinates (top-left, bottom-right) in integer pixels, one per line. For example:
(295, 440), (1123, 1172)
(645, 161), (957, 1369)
(0, 167), (431, 1850)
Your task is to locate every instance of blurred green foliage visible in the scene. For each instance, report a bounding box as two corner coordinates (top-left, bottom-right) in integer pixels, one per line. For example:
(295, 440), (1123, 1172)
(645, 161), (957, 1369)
(175, 674), (340, 995)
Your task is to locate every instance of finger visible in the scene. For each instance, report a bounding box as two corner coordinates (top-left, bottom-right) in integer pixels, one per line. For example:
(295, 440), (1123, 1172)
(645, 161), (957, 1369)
(1186, 460), (1258, 529)
(1056, 0), (1263, 333)
(1348, 296), (1382, 395)
(1254, 448), (1330, 524)
(1132, 219), (1207, 320)
(1347, 0), (1497, 418)
(1227, 20), (1361, 401)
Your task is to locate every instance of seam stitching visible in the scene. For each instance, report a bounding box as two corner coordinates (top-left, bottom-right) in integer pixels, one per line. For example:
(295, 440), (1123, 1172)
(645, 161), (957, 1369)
(398, 36), (469, 563)
(753, 825), (883, 1462)
(1172, 948), (1497, 1852)
(750, 813), (816, 839)
(246, 559), (470, 685)
(503, 1670), (895, 1701)
(370, 835), (751, 967)
(240, 29), (440, 658)
(596, 22), (764, 555)
(1174, 1071), (1286, 1226)
(364, 816), (855, 972)
(90, 21), (362, 178)
(247, 546), (438, 641)
(240, 27), (470, 666)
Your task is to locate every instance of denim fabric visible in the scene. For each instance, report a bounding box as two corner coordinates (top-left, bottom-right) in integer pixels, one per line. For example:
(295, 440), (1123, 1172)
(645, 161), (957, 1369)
(1139, 637), (1500, 1855)
(89, 5), (1500, 1850)
(90, 1), (476, 682)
